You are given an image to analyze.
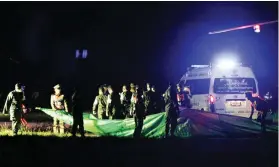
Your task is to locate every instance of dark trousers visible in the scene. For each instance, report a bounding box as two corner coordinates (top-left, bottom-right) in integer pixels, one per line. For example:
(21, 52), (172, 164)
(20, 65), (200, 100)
(12, 118), (21, 135)
(72, 113), (84, 137)
(133, 117), (143, 138)
(249, 106), (255, 119)
(165, 116), (177, 137)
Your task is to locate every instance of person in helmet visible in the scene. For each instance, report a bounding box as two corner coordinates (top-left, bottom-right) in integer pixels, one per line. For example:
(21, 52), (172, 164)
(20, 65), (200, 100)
(50, 84), (69, 134)
(2, 83), (26, 136)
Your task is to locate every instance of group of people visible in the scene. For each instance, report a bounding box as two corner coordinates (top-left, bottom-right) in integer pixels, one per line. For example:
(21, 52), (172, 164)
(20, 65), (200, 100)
(2, 81), (269, 137)
(2, 82), (180, 138)
(91, 82), (179, 138)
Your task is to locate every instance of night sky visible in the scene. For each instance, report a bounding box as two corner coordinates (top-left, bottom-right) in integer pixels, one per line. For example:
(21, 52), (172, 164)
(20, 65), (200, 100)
(0, 2), (277, 105)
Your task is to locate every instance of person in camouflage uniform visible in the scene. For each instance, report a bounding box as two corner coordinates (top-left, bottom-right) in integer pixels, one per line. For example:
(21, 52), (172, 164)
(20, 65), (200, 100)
(92, 87), (107, 119)
(2, 83), (26, 136)
(119, 85), (132, 119)
(50, 84), (69, 134)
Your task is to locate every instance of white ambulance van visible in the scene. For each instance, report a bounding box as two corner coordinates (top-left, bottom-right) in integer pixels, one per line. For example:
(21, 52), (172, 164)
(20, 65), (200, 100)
(179, 63), (259, 119)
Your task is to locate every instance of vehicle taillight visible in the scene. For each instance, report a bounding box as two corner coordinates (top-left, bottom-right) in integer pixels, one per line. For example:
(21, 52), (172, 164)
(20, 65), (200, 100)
(209, 95), (214, 104)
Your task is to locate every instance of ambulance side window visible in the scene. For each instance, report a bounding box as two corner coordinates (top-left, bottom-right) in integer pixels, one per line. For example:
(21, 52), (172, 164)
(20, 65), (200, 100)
(185, 79), (210, 95)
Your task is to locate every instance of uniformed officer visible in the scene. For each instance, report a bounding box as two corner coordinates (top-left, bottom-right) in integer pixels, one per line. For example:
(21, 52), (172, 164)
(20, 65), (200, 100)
(71, 87), (85, 137)
(132, 89), (145, 138)
(120, 85), (132, 119)
(50, 84), (69, 134)
(106, 85), (121, 119)
(164, 83), (179, 138)
(245, 92), (269, 133)
(143, 83), (155, 115)
(92, 87), (107, 119)
(2, 83), (26, 136)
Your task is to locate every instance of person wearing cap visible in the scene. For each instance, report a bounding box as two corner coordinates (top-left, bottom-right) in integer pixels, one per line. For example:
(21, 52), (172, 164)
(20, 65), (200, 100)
(92, 87), (107, 119)
(106, 85), (121, 119)
(2, 83), (26, 135)
(50, 84), (69, 134)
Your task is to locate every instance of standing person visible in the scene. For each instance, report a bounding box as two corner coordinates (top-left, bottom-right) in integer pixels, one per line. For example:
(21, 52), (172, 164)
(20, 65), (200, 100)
(176, 84), (186, 107)
(245, 92), (269, 133)
(164, 83), (179, 138)
(50, 84), (69, 134)
(151, 85), (163, 114)
(120, 85), (132, 119)
(132, 89), (145, 138)
(2, 83), (26, 136)
(106, 85), (121, 119)
(143, 83), (155, 115)
(71, 87), (85, 137)
(130, 85), (137, 118)
(92, 87), (107, 119)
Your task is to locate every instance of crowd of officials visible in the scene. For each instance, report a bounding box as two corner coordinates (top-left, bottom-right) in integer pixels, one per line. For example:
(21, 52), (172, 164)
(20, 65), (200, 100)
(1, 82), (272, 137)
(2, 82), (191, 138)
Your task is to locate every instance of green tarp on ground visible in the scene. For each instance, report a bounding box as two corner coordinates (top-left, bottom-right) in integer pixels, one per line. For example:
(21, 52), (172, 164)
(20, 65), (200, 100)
(36, 108), (191, 138)
(36, 107), (277, 138)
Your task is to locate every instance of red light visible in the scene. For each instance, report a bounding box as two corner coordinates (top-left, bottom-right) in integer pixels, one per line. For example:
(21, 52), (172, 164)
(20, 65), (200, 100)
(253, 25), (260, 33)
(209, 95), (214, 104)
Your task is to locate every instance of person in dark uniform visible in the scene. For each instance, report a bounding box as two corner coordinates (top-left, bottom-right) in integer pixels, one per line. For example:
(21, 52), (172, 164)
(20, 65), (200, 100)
(71, 87), (85, 137)
(164, 83), (179, 138)
(132, 89), (145, 138)
(143, 83), (155, 115)
(92, 87), (107, 119)
(245, 92), (269, 133)
(120, 85), (132, 119)
(50, 84), (69, 134)
(151, 85), (163, 113)
(106, 85), (121, 119)
(2, 83), (26, 136)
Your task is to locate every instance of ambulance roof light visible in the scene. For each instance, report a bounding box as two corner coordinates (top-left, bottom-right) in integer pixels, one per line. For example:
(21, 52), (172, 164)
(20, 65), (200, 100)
(216, 59), (242, 69)
(191, 65), (210, 68)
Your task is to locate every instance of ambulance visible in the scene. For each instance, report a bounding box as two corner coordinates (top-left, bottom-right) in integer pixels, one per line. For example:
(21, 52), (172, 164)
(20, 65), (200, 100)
(179, 62), (259, 119)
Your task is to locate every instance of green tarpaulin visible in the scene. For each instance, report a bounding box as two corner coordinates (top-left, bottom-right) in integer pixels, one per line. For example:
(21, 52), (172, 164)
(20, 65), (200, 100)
(36, 107), (277, 138)
(36, 108), (191, 138)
